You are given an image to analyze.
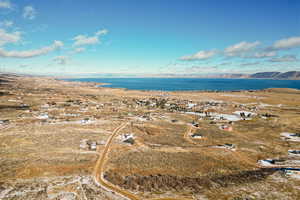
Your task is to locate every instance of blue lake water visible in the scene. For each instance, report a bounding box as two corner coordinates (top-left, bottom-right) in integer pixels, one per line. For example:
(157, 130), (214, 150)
(64, 78), (300, 91)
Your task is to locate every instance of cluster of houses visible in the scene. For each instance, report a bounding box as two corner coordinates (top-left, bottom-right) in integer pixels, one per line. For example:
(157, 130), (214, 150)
(130, 98), (229, 113)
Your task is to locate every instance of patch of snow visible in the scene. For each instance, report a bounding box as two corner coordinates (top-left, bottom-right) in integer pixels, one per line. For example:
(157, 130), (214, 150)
(213, 113), (241, 121)
(213, 144), (236, 151)
(258, 159), (274, 166)
(233, 110), (256, 117)
(120, 133), (134, 141)
(62, 113), (80, 117)
(185, 112), (206, 117)
(188, 103), (196, 108)
(288, 150), (300, 156)
(80, 118), (94, 124)
(36, 113), (49, 119)
(191, 134), (202, 139)
(258, 103), (273, 108)
(281, 132), (300, 142)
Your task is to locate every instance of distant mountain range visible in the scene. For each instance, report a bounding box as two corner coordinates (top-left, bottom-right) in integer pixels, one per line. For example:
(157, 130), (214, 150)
(249, 71), (300, 80)
(144, 71), (300, 80)
(2, 71), (300, 80)
(160, 71), (300, 80)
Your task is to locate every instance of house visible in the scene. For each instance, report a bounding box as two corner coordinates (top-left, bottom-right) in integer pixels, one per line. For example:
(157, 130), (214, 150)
(89, 142), (97, 151)
(219, 125), (233, 131)
(86, 140), (97, 150)
(121, 133), (135, 145)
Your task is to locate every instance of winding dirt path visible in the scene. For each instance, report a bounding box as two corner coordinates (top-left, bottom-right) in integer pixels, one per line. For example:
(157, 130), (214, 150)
(93, 121), (140, 200)
(93, 121), (195, 200)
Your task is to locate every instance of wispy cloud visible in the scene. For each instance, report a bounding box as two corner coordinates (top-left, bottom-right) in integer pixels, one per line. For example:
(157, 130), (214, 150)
(239, 62), (260, 66)
(73, 47), (85, 54)
(269, 55), (298, 62)
(185, 65), (218, 73)
(0, 40), (63, 58)
(250, 51), (276, 58)
(53, 56), (68, 65)
(180, 36), (300, 64)
(0, 28), (21, 46)
(271, 36), (300, 50)
(224, 41), (260, 57)
(180, 50), (217, 61)
(72, 29), (108, 46)
(23, 5), (37, 20)
(0, 0), (12, 9)
(0, 20), (13, 27)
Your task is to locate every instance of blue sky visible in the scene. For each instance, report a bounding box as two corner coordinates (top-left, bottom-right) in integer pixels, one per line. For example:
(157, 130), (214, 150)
(0, 0), (299, 76)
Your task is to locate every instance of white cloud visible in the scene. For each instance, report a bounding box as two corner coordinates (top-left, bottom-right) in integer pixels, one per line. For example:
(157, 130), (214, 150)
(23, 6), (37, 20)
(72, 29), (108, 46)
(271, 36), (300, 50)
(73, 35), (98, 46)
(180, 50), (217, 61)
(0, 40), (63, 58)
(95, 29), (108, 36)
(53, 56), (68, 65)
(186, 66), (218, 73)
(0, 0), (12, 9)
(73, 47), (85, 53)
(0, 29), (21, 46)
(269, 55), (298, 62)
(251, 51), (276, 58)
(0, 20), (13, 27)
(224, 41), (260, 57)
(239, 62), (260, 66)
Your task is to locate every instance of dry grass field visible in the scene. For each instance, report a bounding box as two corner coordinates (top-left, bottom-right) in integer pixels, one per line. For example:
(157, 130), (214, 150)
(1, 74), (300, 200)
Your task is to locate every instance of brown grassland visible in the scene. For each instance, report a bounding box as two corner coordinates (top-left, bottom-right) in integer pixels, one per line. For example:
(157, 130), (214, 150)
(0, 74), (300, 200)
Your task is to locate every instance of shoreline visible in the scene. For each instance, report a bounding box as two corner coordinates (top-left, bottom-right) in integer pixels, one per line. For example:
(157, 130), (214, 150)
(58, 77), (300, 93)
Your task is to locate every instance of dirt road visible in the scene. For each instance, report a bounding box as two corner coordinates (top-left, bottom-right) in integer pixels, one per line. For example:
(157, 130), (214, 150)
(93, 121), (140, 200)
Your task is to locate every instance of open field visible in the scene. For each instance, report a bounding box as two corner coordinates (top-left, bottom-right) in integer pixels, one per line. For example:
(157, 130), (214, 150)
(1, 74), (300, 200)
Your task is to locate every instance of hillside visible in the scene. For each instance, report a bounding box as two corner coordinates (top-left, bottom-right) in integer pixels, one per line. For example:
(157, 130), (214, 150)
(250, 71), (300, 80)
